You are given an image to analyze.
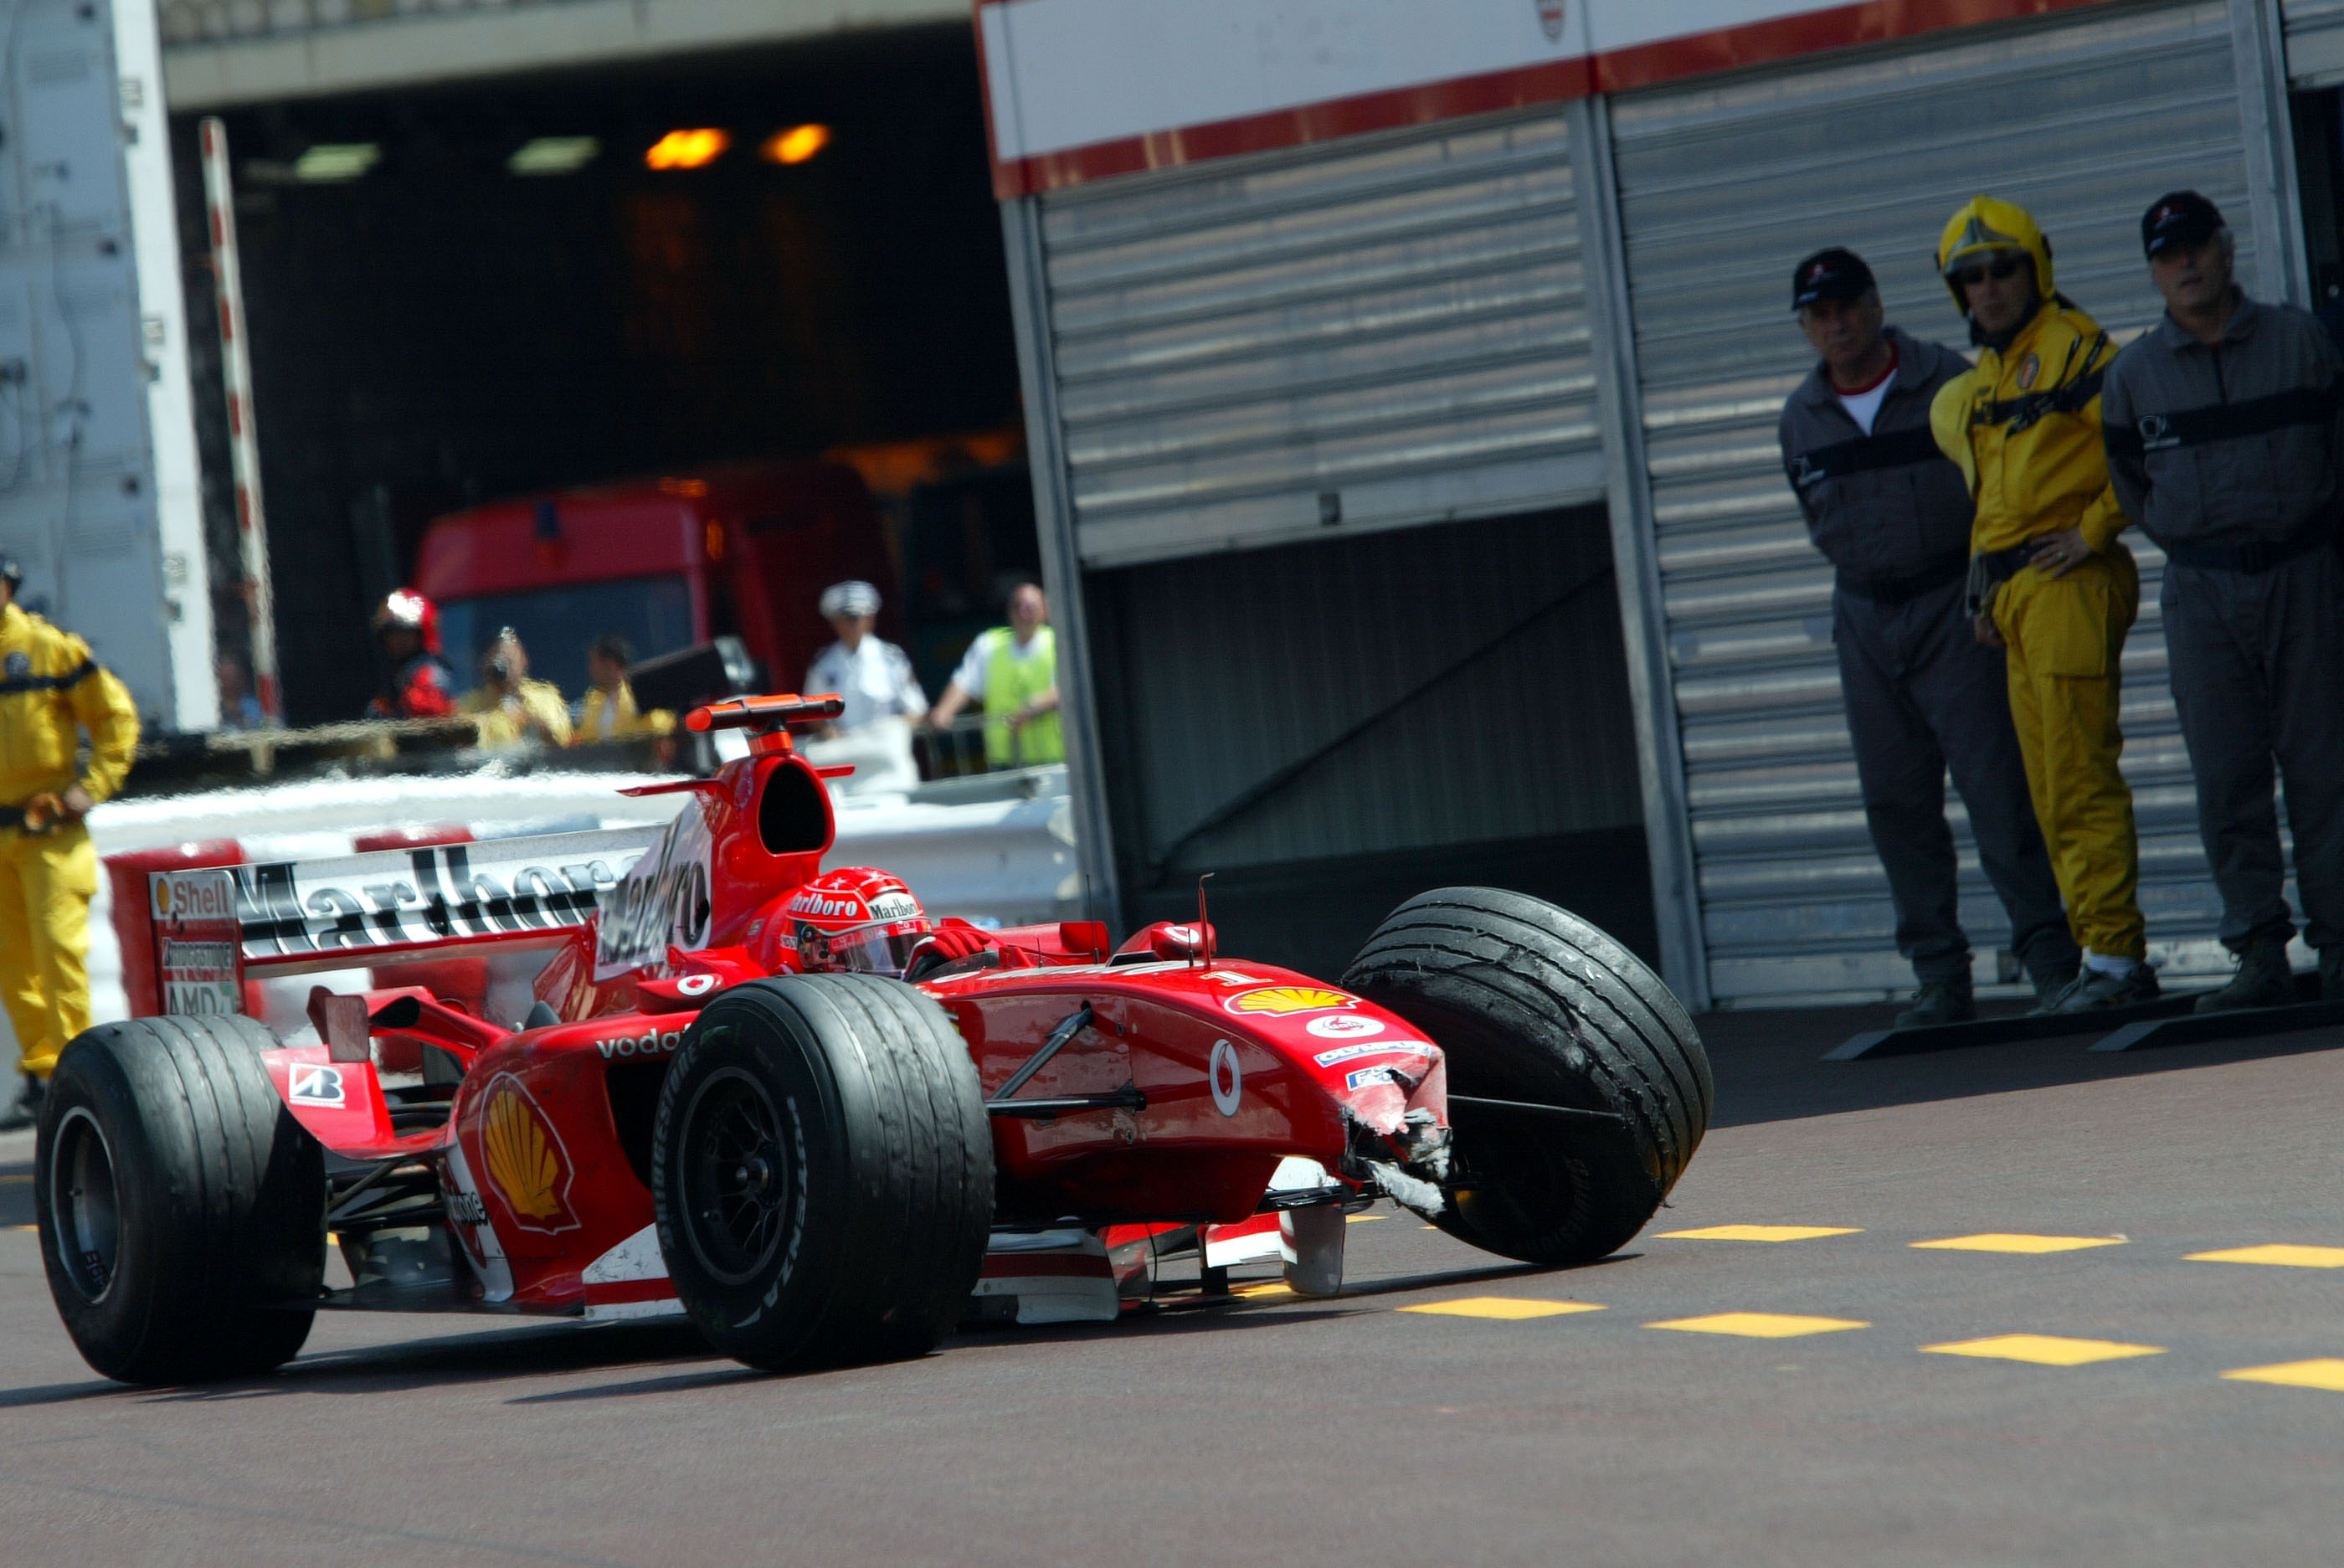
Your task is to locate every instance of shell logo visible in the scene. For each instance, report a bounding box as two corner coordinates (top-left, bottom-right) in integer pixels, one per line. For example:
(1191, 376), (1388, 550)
(480, 1078), (578, 1233)
(1224, 985), (1354, 1017)
(154, 879), (172, 917)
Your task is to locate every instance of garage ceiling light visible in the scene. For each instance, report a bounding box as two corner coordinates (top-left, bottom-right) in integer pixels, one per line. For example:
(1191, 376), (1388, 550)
(761, 124), (830, 165)
(293, 143), (381, 182)
(645, 129), (729, 170)
(510, 136), (599, 176)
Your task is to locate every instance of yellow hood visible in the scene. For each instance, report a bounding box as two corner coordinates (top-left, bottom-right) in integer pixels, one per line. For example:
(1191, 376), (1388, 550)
(1936, 194), (2054, 314)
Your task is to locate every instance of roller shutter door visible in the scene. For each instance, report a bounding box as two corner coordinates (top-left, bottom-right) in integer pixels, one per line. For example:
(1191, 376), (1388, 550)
(1032, 111), (1606, 568)
(2284, 0), (2344, 85)
(1608, 1), (2261, 1003)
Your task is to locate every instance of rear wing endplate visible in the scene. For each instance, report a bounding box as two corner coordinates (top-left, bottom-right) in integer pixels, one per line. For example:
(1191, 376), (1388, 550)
(146, 825), (665, 1012)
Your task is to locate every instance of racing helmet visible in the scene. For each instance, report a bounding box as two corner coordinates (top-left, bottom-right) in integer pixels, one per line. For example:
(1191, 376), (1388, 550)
(786, 867), (933, 976)
(373, 588), (443, 655)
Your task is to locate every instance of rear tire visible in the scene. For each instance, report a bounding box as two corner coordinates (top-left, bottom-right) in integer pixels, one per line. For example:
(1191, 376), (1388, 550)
(650, 974), (993, 1370)
(1342, 887), (1711, 1266)
(36, 1015), (325, 1384)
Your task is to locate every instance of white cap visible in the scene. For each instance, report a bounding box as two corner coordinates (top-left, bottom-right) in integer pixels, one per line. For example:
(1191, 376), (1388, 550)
(820, 580), (881, 619)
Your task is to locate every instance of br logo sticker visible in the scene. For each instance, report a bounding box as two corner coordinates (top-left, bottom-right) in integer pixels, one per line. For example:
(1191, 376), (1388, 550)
(287, 1063), (345, 1108)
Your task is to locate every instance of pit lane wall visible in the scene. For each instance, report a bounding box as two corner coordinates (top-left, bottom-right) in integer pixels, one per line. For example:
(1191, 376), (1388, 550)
(985, 0), (2315, 1009)
(8, 765), (1075, 1066)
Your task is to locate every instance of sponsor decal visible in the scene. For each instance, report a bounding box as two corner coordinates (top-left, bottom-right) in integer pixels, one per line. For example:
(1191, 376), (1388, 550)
(595, 1026), (686, 1059)
(160, 938), (239, 1015)
(231, 827), (654, 967)
(443, 1185), (487, 1228)
(676, 973), (718, 997)
(1224, 985), (1354, 1017)
(151, 867), (236, 922)
(1347, 1066), (1398, 1091)
(1312, 1040), (1435, 1068)
(868, 892), (920, 923)
(1198, 969), (1271, 986)
(1208, 1039), (1242, 1117)
(787, 888), (869, 922)
(479, 1076), (579, 1233)
(594, 805), (712, 981)
(2016, 352), (2040, 391)
(1306, 1014), (1384, 1040)
(1537, 0), (1565, 41)
(287, 1063), (347, 1108)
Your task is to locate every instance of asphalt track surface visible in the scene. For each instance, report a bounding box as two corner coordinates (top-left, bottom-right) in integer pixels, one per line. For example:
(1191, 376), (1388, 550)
(3, 1004), (2340, 1565)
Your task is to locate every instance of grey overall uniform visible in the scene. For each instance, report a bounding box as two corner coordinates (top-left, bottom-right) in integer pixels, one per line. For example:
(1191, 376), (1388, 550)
(1781, 326), (2078, 984)
(2102, 295), (2344, 955)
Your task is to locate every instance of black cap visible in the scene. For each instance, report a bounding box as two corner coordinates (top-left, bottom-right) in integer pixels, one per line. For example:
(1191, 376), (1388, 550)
(2142, 191), (2223, 258)
(1792, 247), (1876, 311)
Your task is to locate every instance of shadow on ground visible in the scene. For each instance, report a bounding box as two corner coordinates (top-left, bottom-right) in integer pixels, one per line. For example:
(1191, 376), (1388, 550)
(1700, 1000), (2344, 1128)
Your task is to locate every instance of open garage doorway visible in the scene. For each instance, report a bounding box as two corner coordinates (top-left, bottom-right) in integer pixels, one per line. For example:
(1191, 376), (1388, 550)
(174, 23), (1026, 722)
(1086, 505), (1653, 981)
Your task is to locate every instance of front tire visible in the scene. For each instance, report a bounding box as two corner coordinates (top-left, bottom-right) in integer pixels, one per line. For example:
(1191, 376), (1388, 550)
(650, 974), (993, 1370)
(1343, 887), (1711, 1266)
(37, 1015), (325, 1384)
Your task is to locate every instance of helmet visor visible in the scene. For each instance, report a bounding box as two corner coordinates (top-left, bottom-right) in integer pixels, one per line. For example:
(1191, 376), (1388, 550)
(799, 921), (933, 976)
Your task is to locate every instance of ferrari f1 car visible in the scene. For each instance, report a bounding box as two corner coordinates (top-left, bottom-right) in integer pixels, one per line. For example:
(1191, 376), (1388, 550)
(38, 696), (1710, 1382)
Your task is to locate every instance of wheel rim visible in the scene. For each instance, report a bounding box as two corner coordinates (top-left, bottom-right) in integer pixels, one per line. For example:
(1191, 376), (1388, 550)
(50, 1107), (121, 1303)
(678, 1067), (795, 1287)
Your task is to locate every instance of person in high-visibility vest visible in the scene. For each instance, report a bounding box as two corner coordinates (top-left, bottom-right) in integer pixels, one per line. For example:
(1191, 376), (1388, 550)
(0, 558), (140, 1132)
(926, 583), (1061, 769)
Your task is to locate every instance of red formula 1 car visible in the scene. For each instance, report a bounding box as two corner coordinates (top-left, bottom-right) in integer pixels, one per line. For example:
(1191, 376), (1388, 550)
(37, 696), (1710, 1383)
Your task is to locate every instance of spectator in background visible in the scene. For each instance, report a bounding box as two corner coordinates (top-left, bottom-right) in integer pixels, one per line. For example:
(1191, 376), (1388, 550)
(462, 628), (571, 749)
(805, 580), (927, 733)
(573, 635), (675, 744)
(1779, 247), (2077, 1025)
(216, 654), (265, 730)
(2102, 193), (2344, 1010)
(1930, 195), (2149, 1014)
(801, 580), (925, 795)
(926, 582), (1061, 769)
(367, 588), (456, 720)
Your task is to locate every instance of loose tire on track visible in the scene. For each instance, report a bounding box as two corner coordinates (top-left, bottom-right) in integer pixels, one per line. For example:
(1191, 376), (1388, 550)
(36, 1015), (326, 1384)
(650, 974), (993, 1370)
(1342, 887), (1712, 1266)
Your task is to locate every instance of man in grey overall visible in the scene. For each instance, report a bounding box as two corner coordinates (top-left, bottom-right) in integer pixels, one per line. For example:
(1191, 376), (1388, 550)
(1779, 248), (2079, 1024)
(2102, 192), (2344, 1010)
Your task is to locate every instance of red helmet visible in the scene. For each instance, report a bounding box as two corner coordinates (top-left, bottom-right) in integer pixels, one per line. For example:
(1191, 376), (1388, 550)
(373, 589), (442, 655)
(785, 868), (933, 976)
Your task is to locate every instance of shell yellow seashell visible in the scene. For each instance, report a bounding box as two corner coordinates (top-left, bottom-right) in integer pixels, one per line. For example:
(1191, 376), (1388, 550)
(1227, 985), (1352, 1015)
(484, 1088), (563, 1220)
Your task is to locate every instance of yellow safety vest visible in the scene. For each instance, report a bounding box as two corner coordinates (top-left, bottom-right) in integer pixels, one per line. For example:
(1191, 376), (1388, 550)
(983, 627), (1061, 768)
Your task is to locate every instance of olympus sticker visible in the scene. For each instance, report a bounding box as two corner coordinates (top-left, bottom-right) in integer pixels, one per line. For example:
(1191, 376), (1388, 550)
(1312, 1041), (1435, 1068)
(1208, 1040), (1242, 1118)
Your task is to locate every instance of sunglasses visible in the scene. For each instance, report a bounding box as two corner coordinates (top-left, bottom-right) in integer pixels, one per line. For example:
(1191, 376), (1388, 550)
(1951, 255), (2027, 289)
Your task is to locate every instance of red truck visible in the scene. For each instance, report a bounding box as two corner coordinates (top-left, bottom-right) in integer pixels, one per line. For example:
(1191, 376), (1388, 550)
(414, 462), (899, 700)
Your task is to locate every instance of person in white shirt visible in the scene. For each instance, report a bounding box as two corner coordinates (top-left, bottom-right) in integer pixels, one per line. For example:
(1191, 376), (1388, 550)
(802, 580), (926, 794)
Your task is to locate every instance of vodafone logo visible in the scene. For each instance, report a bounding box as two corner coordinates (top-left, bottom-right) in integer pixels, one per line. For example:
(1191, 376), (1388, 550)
(1208, 1041), (1242, 1118)
(1306, 1015), (1383, 1040)
(676, 974), (718, 997)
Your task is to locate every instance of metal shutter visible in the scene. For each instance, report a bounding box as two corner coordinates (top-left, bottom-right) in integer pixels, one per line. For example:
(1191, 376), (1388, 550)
(2285, 0), (2344, 85)
(1034, 111), (1606, 568)
(1608, 1), (2259, 1004)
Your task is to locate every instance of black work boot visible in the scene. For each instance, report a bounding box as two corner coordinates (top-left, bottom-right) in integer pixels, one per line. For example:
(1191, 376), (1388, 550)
(2028, 966), (2082, 1015)
(0, 1071), (42, 1134)
(2195, 937), (2294, 1014)
(2322, 948), (2344, 1003)
(1896, 977), (1976, 1028)
(2046, 963), (2162, 1013)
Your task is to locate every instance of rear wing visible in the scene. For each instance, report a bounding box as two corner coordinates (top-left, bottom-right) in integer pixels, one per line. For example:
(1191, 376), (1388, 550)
(146, 825), (666, 1014)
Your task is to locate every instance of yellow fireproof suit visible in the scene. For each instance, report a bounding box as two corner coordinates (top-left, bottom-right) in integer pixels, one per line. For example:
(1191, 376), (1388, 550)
(0, 603), (140, 1078)
(1929, 196), (2146, 964)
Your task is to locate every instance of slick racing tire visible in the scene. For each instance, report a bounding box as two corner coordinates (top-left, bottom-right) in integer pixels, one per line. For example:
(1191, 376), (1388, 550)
(1342, 887), (1711, 1267)
(37, 1016), (326, 1384)
(651, 974), (993, 1370)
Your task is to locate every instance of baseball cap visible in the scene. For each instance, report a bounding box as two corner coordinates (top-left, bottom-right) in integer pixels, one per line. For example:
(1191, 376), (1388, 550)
(2142, 191), (2223, 258)
(819, 579), (881, 619)
(1792, 247), (1876, 310)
